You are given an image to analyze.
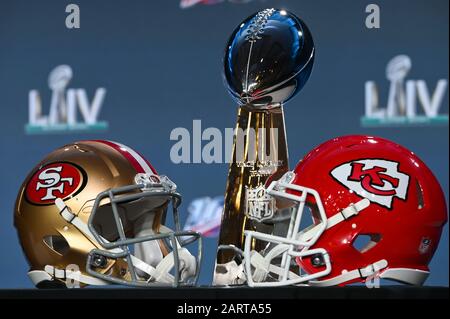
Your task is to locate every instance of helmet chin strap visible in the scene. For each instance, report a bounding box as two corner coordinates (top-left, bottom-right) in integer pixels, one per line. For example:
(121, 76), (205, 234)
(28, 266), (110, 287)
(294, 198), (370, 244)
(308, 259), (388, 287)
(134, 213), (164, 269)
(30, 198), (196, 287)
(133, 212), (197, 283)
(249, 245), (301, 283)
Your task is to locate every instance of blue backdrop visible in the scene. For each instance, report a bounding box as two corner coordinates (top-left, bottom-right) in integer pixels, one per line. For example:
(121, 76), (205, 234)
(0, 0), (448, 287)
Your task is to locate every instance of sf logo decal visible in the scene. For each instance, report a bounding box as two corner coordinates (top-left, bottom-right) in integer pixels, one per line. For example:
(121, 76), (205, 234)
(36, 166), (74, 200)
(331, 159), (409, 208)
(25, 162), (85, 205)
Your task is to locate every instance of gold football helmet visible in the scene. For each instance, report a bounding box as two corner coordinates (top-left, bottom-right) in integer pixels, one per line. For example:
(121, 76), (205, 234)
(14, 140), (202, 288)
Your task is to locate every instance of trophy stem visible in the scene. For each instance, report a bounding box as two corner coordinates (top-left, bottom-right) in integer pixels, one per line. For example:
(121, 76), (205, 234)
(213, 104), (289, 284)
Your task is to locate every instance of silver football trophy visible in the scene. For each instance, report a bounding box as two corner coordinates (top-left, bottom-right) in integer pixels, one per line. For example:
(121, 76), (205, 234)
(213, 8), (315, 285)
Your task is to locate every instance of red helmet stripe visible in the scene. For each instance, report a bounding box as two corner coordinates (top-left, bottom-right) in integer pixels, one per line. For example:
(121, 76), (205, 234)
(91, 140), (157, 174)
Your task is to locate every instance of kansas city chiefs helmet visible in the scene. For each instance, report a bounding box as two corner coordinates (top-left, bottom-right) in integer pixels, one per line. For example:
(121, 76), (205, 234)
(243, 135), (447, 286)
(14, 140), (202, 288)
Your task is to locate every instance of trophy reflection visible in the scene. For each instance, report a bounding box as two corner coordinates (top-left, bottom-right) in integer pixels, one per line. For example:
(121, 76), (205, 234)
(213, 8), (315, 285)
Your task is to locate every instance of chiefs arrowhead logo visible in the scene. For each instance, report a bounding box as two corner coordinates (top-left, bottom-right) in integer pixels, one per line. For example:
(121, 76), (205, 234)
(330, 159), (409, 208)
(25, 162), (87, 205)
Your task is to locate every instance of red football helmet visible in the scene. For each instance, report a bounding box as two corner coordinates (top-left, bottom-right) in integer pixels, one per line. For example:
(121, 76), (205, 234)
(243, 135), (447, 286)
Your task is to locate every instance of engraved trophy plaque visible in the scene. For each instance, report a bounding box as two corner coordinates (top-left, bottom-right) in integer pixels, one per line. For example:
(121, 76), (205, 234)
(213, 8), (315, 285)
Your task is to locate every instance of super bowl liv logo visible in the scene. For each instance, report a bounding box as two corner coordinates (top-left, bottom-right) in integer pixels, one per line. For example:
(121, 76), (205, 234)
(362, 55), (448, 126)
(26, 65), (108, 134)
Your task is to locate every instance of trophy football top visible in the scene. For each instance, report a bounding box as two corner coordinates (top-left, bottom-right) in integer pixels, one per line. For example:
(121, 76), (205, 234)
(223, 8), (315, 108)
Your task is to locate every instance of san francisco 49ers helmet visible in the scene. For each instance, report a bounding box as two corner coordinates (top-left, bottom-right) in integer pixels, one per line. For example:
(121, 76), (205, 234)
(243, 135), (447, 287)
(14, 140), (202, 288)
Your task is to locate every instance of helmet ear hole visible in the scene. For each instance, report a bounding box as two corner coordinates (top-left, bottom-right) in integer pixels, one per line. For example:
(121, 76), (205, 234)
(36, 279), (67, 289)
(43, 235), (70, 256)
(352, 234), (382, 253)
